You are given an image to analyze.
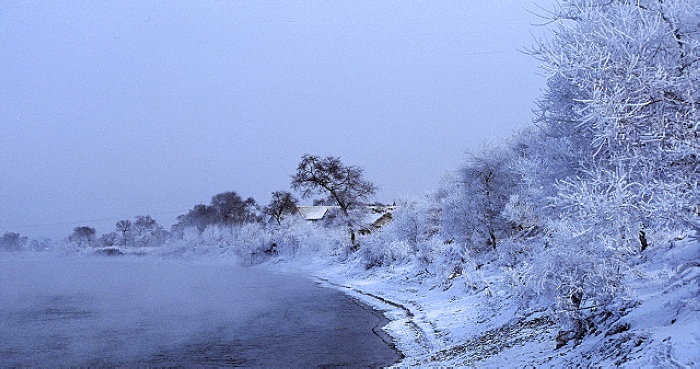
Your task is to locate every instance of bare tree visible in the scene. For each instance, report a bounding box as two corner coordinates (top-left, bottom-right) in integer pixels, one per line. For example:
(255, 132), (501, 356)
(172, 204), (220, 234)
(264, 191), (299, 225)
(211, 191), (259, 225)
(291, 154), (377, 248)
(115, 219), (132, 247)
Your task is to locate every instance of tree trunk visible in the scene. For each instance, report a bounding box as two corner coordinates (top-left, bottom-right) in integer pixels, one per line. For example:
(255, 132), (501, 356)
(639, 230), (648, 252)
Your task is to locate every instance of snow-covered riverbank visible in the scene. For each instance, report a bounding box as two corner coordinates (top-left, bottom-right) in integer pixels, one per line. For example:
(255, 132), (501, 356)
(2, 232), (695, 367)
(271, 237), (699, 367)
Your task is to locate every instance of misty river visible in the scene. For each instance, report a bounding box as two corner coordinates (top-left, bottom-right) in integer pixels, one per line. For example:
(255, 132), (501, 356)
(0, 253), (400, 367)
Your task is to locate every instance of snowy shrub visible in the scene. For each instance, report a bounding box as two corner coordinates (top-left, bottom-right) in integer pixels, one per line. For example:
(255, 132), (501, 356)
(524, 221), (632, 334)
(415, 238), (441, 268)
(28, 238), (55, 252)
(229, 224), (275, 263)
(178, 227), (204, 251)
(417, 239), (495, 293)
(160, 224), (268, 262)
(384, 204), (422, 246)
(250, 216), (351, 261)
(266, 226), (301, 257)
(496, 237), (534, 269)
(501, 195), (537, 234)
(432, 240), (466, 280)
(356, 195), (445, 269)
(359, 239), (414, 269)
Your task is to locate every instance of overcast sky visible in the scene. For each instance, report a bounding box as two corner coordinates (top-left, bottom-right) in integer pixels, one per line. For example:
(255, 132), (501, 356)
(1, 1), (554, 239)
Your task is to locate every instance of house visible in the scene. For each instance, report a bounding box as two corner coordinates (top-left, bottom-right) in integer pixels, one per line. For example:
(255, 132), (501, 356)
(295, 205), (395, 234)
(295, 206), (341, 221)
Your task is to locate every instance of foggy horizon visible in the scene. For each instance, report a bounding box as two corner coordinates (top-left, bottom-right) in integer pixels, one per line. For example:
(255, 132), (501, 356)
(1, 1), (554, 239)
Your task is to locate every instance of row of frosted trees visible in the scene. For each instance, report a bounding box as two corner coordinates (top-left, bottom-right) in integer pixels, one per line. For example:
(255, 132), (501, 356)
(59, 154), (378, 252)
(62, 192), (284, 249)
(358, 0), (698, 341)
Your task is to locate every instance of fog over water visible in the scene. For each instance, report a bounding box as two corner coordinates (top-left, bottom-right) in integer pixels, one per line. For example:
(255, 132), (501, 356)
(0, 253), (399, 367)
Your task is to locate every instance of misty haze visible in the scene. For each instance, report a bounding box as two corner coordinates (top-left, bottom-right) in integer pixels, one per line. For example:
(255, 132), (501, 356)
(0, 253), (399, 367)
(2, 0), (698, 367)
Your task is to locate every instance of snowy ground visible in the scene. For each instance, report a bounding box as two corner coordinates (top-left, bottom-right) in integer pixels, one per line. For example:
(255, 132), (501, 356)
(270, 238), (700, 367)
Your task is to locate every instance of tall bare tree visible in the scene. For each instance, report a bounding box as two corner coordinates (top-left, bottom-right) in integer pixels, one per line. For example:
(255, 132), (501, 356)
(115, 219), (132, 247)
(291, 154), (377, 248)
(264, 191), (299, 225)
(211, 191), (259, 225)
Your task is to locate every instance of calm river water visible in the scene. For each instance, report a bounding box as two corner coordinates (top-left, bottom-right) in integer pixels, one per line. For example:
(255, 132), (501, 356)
(0, 253), (400, 367)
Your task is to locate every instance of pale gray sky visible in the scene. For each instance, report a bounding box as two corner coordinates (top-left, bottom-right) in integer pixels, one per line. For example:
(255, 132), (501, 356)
(1, 1), (554, 239)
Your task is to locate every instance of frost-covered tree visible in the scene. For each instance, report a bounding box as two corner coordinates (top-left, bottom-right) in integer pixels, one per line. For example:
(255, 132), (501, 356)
(0, 232), (27, 252)
(516, 0), (699, 337)
(171, 193), (260, 237)
(132, 215), (166, 247)
(532, 0), (699, 243)
(291, 155), (377, 216)
(98, 232), (119, 248)
(172, 204), (220, 235)
(68, 226), (96, 248)
(440, 148), (517, 254)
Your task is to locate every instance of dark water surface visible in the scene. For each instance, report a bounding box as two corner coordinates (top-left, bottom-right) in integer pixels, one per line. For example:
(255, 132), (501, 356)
(0, 253), (400, 367)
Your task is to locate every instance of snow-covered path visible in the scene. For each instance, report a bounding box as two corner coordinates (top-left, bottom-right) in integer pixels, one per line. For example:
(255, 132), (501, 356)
(0, 253), (400, 367)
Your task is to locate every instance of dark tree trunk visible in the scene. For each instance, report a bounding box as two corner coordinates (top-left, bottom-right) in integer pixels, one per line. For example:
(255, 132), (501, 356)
(639, 230), (648, 252)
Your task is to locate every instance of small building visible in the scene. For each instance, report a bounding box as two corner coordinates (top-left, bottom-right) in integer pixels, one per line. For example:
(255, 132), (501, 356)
(295, 205), (395, 234)
(295, 206), (340, 221)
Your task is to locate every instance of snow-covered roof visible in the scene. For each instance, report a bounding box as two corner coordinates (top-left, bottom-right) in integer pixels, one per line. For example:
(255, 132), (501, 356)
(296, 206), (338, 220)
(296, 205), (395, 225)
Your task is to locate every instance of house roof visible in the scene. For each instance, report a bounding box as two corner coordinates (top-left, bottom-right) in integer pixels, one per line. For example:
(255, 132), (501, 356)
(296, 206), (338, 220)
(295, 205), (395, 224)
